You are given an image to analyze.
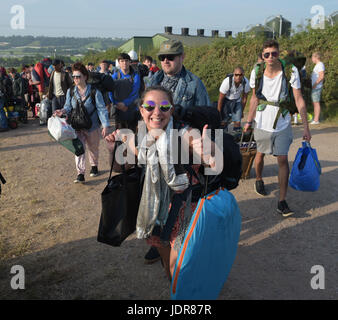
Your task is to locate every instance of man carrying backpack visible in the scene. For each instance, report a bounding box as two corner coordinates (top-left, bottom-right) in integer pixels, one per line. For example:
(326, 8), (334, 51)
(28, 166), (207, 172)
(8, 68), (28, 123)
(47, 59), (73, 112)
(109, 53), (141, 132)
(217, 67), (250, 132)
(98, 60), (113, 117)
(243, 40), (311, 217)
(0, 67), (12, 131)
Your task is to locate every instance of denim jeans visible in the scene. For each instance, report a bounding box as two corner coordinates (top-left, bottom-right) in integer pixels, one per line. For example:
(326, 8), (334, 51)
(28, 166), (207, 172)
(51, 95), (66, 113)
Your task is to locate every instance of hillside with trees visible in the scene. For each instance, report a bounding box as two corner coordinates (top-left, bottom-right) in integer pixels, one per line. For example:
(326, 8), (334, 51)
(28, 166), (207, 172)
(0, 35), (125, 58)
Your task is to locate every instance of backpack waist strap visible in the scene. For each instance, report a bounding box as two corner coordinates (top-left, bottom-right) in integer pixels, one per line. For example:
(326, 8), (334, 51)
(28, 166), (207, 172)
(257, 100), (289, 129)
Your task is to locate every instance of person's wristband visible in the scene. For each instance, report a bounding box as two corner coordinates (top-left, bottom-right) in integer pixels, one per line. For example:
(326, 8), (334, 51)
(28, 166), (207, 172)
(246, 121), (253, 125)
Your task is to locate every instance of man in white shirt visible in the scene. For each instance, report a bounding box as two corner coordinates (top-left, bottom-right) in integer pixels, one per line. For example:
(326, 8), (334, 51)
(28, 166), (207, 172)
(244, 40), (311, 217)
(47, 59), (72, 113)
(217, 67), (250, 131)
(310, 52), (325, 124)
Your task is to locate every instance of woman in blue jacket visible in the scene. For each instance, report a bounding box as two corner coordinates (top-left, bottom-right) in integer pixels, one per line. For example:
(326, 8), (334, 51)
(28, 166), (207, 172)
(54, 62), (110, 183)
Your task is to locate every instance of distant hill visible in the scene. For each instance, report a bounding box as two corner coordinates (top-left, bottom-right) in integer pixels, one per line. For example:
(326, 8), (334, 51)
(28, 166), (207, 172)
(0, 35), (126, 57)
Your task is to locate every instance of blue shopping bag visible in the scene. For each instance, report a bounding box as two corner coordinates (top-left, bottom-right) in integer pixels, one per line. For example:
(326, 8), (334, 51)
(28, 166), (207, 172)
(289, 141), (321, 192)
(171, 188), (241, 300)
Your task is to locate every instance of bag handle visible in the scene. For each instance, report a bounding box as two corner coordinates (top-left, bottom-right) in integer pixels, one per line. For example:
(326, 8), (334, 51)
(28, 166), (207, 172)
(302, 141), (321, 174)
(108, 140), (125, 180)
(240, 129), (254, 152)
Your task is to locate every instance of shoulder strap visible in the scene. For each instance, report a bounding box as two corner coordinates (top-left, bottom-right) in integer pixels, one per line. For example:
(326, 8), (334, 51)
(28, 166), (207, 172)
(254, 63), (265, 90)
(70, 85), (75, 98)
(90, 87), (96, 108)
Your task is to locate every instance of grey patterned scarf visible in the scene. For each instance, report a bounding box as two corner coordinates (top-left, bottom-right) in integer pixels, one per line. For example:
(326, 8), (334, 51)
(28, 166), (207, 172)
(160, 71), (182, 94)
(136, 118), (190, 239)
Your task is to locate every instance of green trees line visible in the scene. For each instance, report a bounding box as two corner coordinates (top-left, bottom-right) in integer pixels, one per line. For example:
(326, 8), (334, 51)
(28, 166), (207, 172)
(82, 25), (338, 120)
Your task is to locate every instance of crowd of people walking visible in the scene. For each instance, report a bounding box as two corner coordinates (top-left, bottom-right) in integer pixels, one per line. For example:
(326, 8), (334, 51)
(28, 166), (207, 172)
(0, 39), (326, 294)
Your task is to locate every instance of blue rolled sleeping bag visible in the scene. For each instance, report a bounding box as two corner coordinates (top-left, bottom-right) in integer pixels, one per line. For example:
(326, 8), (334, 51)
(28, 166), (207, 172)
(171, 188), (241, 300)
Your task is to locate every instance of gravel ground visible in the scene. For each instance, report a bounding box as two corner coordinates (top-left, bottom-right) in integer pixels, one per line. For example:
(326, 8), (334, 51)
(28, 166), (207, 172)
(0, 117), (337, 300)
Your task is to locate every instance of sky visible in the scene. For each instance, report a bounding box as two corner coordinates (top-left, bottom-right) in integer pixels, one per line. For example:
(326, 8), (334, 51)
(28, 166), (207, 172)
(0, 0), (336, 39)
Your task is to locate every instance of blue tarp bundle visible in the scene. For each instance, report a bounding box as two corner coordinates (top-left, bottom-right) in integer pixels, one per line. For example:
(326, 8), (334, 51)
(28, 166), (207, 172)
(171, 188), (241, 300)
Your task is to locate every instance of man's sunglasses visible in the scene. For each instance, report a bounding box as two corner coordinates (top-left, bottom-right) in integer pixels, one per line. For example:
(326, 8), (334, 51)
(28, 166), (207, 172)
(158, 54), (179, 62)
(234, 73), (243, 77)
(141, 100), (172, 112)
(72, 74), (82, 79)
(263, 51), (278, 59)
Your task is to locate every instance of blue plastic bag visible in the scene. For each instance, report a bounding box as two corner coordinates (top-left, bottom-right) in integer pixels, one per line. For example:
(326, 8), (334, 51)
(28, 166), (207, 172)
(171, 188), (241, 300)
(289, 141), (321, 192)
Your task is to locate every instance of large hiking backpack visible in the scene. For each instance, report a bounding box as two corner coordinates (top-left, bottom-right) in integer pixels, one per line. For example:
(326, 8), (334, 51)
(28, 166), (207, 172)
(131, 63), (149, 95)
(12, 75), (25, 97)
(254, 52), (310, 128)
(114, 69), (137, 101)
(0, 75), (13, 103)
(87, 72), (115, 93)
(225, 73), (247, 96)
(173, 106), (242, 194)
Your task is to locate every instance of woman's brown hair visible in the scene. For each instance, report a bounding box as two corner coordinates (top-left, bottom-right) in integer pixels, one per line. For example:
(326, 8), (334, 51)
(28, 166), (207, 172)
(72, 62), (89, 80)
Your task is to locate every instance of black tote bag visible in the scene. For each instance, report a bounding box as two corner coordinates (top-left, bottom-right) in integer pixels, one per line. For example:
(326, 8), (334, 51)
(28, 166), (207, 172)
(97, 142), (143, 246)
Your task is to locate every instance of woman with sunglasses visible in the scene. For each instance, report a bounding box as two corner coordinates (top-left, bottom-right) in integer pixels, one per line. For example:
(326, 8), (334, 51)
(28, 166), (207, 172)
(54, 62), (110, 183)
(105, 85), (218, 282)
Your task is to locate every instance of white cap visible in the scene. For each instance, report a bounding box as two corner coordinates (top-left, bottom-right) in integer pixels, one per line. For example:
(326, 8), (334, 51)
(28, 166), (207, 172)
(128, 50), (138, 61)
(115, 59), (120, 69)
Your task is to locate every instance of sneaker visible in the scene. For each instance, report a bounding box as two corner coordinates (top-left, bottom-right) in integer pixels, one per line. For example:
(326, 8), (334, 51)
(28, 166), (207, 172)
(277, 200), (294, 217)
(90, 166), (98, 177)
(254, 180), (267, 196)
(310, 120), (320, 125)
(74, 174), (85, 183)
(144, 246), (161, 264)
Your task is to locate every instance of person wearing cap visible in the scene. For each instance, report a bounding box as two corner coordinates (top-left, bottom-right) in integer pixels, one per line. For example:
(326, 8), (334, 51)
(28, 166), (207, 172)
(128, 50), (149, 95)
(145, 40), (211, 264)
(149, 39), (210, 110)
(47, 59), (73, 112)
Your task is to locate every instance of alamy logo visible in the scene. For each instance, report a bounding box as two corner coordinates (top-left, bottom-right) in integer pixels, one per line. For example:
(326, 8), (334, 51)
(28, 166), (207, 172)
(310, 265), (325, 290)
(10, 265), (25, 290)
(311, 5), (325, 30)
(10, 5), (25, 30)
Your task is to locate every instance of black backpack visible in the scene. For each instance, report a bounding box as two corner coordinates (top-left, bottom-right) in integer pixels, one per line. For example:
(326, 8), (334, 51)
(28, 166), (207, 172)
(131, 63), (149, 95)
(87, 72), (115, 93)
(173, 106), (242, 195)
(68, 86), (97, 130)
(173, 104), (222, 133)
(113, 70), (135, 101)
(0, 75), (13, 103)
(225, 73), (247, 95)
(12, 75), (25, 97)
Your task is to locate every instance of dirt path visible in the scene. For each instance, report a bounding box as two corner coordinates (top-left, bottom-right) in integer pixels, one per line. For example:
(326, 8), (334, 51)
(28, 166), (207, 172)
(0, 117), (337, 300)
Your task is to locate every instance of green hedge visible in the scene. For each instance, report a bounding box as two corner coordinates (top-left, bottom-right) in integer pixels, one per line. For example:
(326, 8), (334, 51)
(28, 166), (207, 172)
(83, 25), (338, 121)
(183, 25), (338, 121)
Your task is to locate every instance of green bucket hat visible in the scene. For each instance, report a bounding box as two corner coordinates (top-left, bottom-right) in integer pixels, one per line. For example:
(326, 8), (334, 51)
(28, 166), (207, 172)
(157, 40), (184, 56)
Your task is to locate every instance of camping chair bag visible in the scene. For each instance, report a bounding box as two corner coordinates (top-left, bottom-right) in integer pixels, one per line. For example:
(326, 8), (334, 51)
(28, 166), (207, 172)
(171, 188), (241, 300)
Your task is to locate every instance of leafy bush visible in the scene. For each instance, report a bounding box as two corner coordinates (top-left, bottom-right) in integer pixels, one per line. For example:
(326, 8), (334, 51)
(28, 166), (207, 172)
(183, 25), (338, 120)
(84, 25), (338, 120)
